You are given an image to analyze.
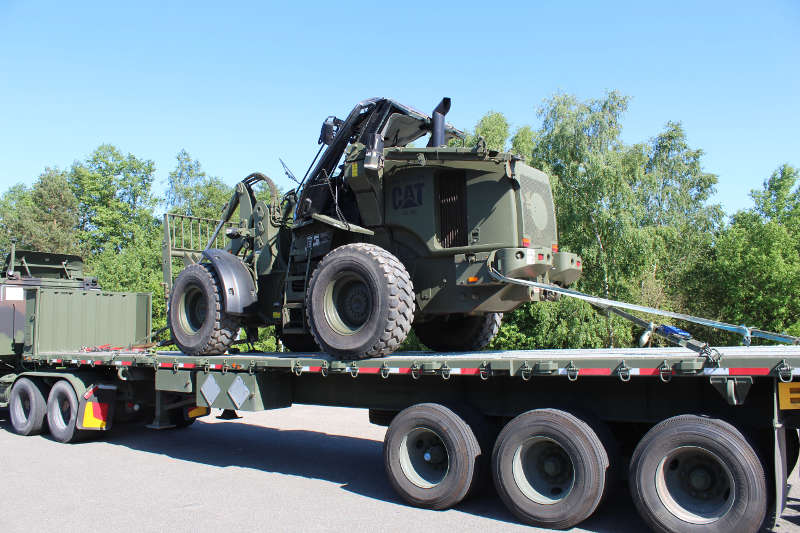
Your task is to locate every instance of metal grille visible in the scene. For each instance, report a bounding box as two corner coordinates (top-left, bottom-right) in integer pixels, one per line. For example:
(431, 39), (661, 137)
(437, 172), (468, 248)
(517, 169), (557, 246)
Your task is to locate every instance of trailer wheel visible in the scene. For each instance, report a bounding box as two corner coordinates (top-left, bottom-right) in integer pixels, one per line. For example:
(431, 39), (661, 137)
(492, 408), (609, 529)
(306, 243), (414, 359)
(46, 380), (85, 443)
(8, 377), (48, 436)
(629, 415), (766, 533)
(384, 403), (481, 510)
(413, 313), (502, 352)
(168, 263), (240, 355)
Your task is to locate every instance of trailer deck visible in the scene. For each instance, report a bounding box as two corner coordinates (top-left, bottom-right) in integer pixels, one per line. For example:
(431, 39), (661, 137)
(24, 344), (800, 381)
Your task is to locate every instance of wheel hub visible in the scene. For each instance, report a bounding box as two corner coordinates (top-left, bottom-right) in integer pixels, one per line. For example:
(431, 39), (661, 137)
(656, 446), (735, 524)
(325, 273), (373, 335)
(399, 427), (450, 489)
(513, 437), (576, 504)
(339, 283), (369, 325)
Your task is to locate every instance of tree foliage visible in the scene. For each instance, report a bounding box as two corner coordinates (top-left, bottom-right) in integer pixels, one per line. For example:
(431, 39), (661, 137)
(67, 144), (157, 254)
(166, 149), (231, 219)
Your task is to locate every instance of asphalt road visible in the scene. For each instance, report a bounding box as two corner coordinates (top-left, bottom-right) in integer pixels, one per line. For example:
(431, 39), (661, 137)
(1, 404), (799, 532)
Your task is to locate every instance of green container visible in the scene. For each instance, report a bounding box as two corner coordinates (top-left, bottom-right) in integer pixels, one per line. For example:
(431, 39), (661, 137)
(25, 288), (151, 355)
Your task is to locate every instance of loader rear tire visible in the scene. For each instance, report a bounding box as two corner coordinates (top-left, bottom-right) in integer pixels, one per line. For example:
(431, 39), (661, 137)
(280, 333), (320, 353)
(306, 243), (414, 360)
(414, 312), (502, 352)
(168, 263), (240, 355)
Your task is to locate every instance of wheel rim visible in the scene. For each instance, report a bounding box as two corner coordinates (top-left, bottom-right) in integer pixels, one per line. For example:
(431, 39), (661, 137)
(323, 272), (372, 335)
(179, 284), (207, 335)
(399, 427), (450, 488)
(655, 446), (735, 524)
(512, 437), (576, 504)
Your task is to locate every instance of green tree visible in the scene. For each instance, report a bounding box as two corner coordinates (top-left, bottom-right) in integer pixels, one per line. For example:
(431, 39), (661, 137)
(0, 169), (79, 254)
(751, 163), (799, 233)
(510, 125), (534, 161)
(686, 165), (800, 340)
(68, 144), (157, 253)
(166, 149), (231, 219)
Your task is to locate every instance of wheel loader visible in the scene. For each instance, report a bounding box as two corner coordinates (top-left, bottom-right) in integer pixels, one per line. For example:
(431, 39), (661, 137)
(166, 97), (582, 359)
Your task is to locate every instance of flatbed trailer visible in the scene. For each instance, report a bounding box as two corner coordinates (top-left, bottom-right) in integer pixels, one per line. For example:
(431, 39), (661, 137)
(5, 342), (800, 532)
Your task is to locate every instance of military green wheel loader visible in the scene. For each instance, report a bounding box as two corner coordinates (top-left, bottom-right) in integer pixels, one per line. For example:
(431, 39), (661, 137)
(165, 97), (582, 359)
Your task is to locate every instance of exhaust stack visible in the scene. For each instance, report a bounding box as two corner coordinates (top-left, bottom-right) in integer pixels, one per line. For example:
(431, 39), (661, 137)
(427, 97), (451, 147)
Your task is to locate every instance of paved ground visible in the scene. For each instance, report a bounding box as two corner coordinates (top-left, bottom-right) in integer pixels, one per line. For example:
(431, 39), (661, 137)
(0, 404), (799, 532)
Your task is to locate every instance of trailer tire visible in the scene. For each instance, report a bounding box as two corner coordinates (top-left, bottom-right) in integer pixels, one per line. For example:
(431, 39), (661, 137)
(414, 312), (502, 352)
(384, 403), (481, 510)
(492, 408), (609, 529)
(46, 380), (86, 443)
(306, 243), (414, 359)
(9, 377), (48, 436)
(629, 415), (766, 533)
(168, 263), (241, 355)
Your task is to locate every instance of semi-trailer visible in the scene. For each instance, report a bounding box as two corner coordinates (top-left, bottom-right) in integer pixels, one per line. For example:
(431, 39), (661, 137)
(2, 254), (799, 531)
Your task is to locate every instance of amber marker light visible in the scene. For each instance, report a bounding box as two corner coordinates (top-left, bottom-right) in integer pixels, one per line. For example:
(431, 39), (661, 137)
(467, 276), (479, 283)
(522, 238), (530, 247)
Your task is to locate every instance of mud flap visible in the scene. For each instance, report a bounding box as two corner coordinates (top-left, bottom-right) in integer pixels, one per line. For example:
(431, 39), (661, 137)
(76, 384), (117, 431)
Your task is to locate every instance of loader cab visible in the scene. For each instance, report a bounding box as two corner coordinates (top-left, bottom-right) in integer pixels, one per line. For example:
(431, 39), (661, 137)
(296, 98), (463, 223)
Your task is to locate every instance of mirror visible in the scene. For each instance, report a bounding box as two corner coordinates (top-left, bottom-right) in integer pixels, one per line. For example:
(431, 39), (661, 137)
(319, 118), (337, 146)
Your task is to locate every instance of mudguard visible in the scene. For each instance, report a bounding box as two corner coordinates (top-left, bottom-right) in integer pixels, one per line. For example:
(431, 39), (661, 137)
(202, 248), (258, 315)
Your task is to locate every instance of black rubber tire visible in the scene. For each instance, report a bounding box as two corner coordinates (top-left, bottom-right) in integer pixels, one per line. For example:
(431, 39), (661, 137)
(306, 243), (414, 359)
(629, 415), (766, 533)
(384, 403), (481, 510)
(170, 408), (197, 429)
(787, 429), (799, 476)
(168, 263), (240, 355)
(414, 312), (502, 352)
(46, 380), (86, 443)
(280, 333), (320, 353)
(369, 409), (398, 427)
(8, 377), (47, 436)
(492, 408), (609, 529)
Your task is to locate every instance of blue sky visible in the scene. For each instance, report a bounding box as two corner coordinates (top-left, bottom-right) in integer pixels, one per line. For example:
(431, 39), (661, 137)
(1, 1), (797, 216)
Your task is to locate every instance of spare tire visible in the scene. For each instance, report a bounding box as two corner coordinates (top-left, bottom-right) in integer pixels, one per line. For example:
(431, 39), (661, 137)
(168, 263), (240, 355)
(414, 313), (502, 352)
(306, 243), (414, 359)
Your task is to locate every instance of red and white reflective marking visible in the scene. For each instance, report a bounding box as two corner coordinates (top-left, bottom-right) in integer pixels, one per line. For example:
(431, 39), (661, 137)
(625, 368), (661, 376)
(158, 362), (196, 369)
(557, 368), (612, 376)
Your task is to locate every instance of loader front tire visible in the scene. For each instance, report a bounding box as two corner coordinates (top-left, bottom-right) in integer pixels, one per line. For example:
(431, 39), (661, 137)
(306, 243), (414, 360)
(168, 263), (240, 355)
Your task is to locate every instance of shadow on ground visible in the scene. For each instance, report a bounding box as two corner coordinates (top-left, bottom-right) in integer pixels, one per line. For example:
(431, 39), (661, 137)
(0, 408), (643, 532)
